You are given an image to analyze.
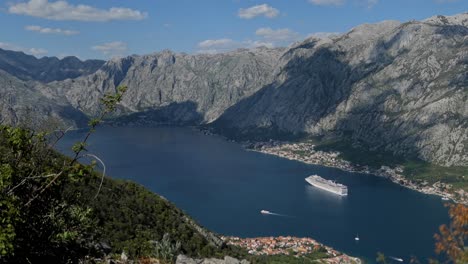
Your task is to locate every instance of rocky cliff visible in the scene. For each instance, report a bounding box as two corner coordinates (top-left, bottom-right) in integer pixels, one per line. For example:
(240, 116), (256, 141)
(42, 48), (284, 124)
(215, 13), (468, 166)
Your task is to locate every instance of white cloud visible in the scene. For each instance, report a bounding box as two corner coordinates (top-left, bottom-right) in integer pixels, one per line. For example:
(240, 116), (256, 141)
(196, 38), (274, 54)
(308, 0), (345, 6)
(57, 53), (81, 59)
(0, 41), (48, 56)
(198, 39), (236, 49)
(245, 40), (274, 49)
(307, 32), (341, 39)
(9, 0), (147, 22)
(25, 25), (79, 35)
(92, 41), (127, 57)
(197, 39), (240, 53)
(28, 47), (48, 56)
(255, 27), (301, 42)
(309, 0), (379, 8)
(238, 4), (279, 19)
(197, 27), (302, 53)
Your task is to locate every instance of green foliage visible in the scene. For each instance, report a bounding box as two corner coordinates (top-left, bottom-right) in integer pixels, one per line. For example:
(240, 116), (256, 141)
(0, 164), (17, 256)
(403, 161), (468, 191)
(0, 86), (127, 262)
(153, 233), (181, 264)
(64, 174), (224, 259)
(100, 86), (127, 113)
(72, 141), (87, 154)
(312, 137), (407, 169)
(0, 125), (99, 262)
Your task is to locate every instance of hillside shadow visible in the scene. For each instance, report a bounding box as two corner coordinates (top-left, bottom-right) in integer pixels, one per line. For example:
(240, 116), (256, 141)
(58, 105), (90, 128)
(209, 32), (467, 166)
(210, 44), (397, 142)
(114, 101), (203, 126)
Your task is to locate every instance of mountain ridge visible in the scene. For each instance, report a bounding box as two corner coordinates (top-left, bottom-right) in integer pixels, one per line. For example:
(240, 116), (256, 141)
(0, 13), (466, 167)
(0, 48), (104, 83)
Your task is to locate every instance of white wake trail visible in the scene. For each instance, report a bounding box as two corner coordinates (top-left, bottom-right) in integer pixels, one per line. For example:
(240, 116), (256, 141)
(262, 211), (294, 218)
(389, 256), (403, 262)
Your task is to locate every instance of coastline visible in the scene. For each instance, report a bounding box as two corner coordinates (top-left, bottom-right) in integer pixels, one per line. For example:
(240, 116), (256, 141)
(240, 140), (468, 205)
(221, 235), (362, 264)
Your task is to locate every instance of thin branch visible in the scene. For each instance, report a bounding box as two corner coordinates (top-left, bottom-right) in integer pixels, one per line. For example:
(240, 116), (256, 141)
(84, 153), (106, 199)
(49, 125), (74, 149)
(27, 173), (61, 179)
(25, 171), (63, 206)
(7, 173), (60, 195)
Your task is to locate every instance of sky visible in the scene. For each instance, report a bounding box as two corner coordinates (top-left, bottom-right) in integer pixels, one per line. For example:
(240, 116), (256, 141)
(0, 0), (466, 60)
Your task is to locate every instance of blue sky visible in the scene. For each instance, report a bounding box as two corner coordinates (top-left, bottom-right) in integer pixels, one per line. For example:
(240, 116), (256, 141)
(0, 0), (466, 60)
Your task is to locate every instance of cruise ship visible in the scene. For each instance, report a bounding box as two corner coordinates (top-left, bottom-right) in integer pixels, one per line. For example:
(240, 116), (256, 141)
(305, 175), (348, 196)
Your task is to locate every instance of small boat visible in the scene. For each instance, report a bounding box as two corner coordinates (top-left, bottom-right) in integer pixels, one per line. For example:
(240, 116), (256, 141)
(441, 197), (450, 201)
(355, 234), (359, 241)
(389, 256), (403, 262)
(260, 210), (270, 214)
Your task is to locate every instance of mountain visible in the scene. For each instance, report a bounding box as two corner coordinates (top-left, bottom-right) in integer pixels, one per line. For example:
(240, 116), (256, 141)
(0, 13), (466, 166)
(41, 48), (284, 124)
(215, 13), (468, 166)
(0, 69), (88, 128)
(0, 48), (104, 82)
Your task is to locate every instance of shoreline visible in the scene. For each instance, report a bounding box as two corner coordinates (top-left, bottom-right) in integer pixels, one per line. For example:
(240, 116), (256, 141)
(221, 235), (361, 264)
(107, 124), (467, 205)
(240, 140), (467, 205)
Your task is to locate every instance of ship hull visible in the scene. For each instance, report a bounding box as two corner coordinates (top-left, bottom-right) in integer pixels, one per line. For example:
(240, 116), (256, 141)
(305, 177), (348, 196)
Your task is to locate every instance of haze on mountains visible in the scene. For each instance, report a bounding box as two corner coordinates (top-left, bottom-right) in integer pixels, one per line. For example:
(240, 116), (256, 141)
(0, 13), (466, 167)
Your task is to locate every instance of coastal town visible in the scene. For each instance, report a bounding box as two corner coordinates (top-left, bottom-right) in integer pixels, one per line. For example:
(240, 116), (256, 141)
(221, 236), (361, 264)
(243, 140), (467, 205)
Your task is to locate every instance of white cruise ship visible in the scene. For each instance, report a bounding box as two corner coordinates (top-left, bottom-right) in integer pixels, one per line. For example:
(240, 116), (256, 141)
(305, 175), (348, 196)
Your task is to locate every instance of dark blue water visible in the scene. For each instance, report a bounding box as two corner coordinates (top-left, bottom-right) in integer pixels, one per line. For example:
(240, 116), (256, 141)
(58, 126), (449, 263)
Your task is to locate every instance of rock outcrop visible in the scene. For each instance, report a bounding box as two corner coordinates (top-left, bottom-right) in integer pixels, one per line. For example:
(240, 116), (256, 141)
(176, 255), (250, 264)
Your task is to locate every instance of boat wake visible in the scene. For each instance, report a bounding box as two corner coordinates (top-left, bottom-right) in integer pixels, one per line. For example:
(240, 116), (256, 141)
(260, 210), (294, 218)
(389, 256), (403, 262)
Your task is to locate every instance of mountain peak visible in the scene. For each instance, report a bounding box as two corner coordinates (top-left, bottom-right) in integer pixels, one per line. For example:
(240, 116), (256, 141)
(423, 13), (468, 26)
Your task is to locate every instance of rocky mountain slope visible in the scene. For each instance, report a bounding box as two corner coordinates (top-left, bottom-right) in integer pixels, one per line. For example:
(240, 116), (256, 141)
(215, 13), (468, 166)
(0, 13), (466, 166)
(0, 48), (104, 82)
(40, 48), (284, 124)
(0, 69), (87, 128)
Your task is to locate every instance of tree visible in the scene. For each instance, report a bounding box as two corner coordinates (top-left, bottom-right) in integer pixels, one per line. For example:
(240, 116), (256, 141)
(377, 204), (468, 264)
(0, 86), (127, 262)
(433, 204), (468, 264)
